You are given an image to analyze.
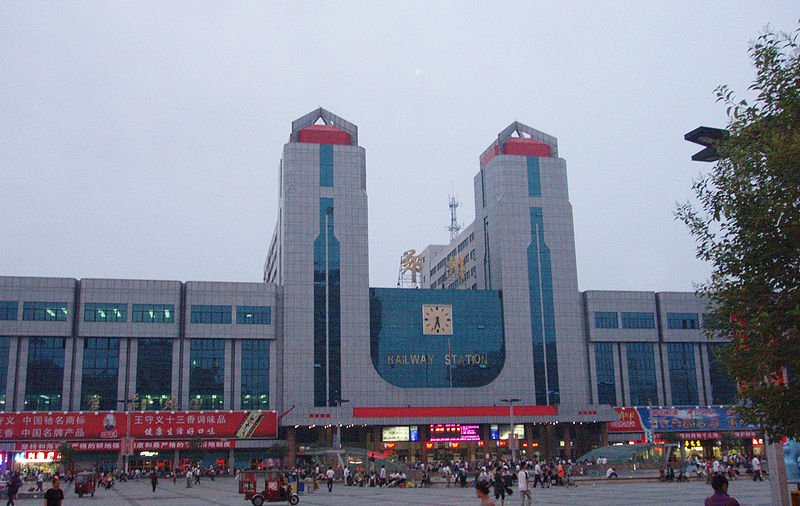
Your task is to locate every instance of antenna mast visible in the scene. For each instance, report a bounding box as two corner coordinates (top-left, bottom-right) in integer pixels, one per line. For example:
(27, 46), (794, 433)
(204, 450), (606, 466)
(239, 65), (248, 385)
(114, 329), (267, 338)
(448, 194), (461, 242)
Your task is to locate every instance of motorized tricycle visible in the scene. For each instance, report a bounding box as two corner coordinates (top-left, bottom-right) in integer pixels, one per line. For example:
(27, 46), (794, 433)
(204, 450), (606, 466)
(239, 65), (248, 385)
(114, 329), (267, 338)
(238, 470), (299, 505)
(74, 471), (97, 498)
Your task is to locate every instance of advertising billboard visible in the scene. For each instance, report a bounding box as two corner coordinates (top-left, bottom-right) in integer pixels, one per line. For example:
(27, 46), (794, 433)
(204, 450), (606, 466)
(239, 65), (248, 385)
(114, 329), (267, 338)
(429, 424), (480, 442)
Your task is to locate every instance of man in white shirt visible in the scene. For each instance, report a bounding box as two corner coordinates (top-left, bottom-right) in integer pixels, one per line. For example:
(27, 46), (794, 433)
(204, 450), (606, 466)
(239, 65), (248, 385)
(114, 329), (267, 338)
(533, 462), (543, 488)
(518, 463), (532, 506)
(712, 459), (721, 475)
(326, 467), (335, 492)
(751, 456), (763, 481)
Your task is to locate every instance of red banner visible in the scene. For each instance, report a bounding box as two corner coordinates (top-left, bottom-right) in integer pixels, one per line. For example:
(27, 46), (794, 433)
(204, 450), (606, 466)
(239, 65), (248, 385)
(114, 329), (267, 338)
(133, 440), (235, 450)
(0, 411), (276, 442)
(0, 412), (123, 441)
(128, 411), (276, 439)
(14, 441), (121, 452)
(608, 408), (645, 433)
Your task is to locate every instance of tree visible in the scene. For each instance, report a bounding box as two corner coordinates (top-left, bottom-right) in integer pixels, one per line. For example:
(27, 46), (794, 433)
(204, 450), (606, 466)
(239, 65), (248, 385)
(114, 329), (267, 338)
(57, 443), (76, 474)
(677, 23), (800, 440)
(183, 437), (207, 467)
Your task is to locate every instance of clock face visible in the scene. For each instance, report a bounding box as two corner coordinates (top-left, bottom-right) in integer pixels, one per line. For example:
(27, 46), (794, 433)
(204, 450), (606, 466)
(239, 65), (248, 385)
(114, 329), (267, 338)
(423, 304), (453, 335)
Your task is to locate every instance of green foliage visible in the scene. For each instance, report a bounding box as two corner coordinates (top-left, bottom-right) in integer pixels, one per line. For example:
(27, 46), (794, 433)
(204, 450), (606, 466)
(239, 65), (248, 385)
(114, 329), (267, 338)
(57, 442), (76, 472)
(183, 437), (207, 466)
(676, 23), (800, 440)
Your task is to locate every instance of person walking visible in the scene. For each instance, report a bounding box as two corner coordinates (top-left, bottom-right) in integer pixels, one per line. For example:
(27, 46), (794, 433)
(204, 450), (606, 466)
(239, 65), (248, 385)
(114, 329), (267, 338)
(518, 464), (532, 506)
(6, 472), (21, 506)
(186, 469), (193, 488)
(326, 466), (335, 492)
(751, 456), (763, 481)
(43, 478), (64, 506)
(475, 479), (497, 506)
(194, 467), (201, 484)
(36, 471), (45, 492)
(150, 470), (158, 493)
(532, 461), (543, 489)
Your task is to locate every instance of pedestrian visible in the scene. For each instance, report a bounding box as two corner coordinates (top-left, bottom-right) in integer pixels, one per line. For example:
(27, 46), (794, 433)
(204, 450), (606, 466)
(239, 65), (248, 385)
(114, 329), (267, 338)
(326, 466), (335, 492)
(751, 456), (763, 481)
(6, 472), (22, 506)
(705, 473), (740, 506)
(493, 467), (505, 506)
(380, 465), (387, 487)
(518, 464), (532, 506)
(172, 470), (176, 485)
(186, 469), (192, 488)
(150, 470), (158, 493)
(43, 477), (64, 506)
(36, 471), (45, 492)
(475, 479), (497, 506)
(532, 461), (544, 488)
(194, 467), (201, 484)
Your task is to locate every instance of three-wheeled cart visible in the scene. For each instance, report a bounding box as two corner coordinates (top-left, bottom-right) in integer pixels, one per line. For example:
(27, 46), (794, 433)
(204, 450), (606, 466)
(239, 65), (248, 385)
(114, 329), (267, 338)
(74, 471), (97, 498)
(238, 470), (299, 505)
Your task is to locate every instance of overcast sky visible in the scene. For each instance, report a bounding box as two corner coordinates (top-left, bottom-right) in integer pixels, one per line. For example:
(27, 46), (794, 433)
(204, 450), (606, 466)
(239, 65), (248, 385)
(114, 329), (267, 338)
(1, 2), (796, 291)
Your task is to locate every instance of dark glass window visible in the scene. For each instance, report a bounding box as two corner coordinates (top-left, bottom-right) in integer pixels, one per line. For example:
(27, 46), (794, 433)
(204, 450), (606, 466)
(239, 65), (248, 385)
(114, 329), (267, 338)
(667, 312), (699, 329)
(81, 338), (120, 410)
(708, 343), (737, 404)
(25, 337), (65, 410)
(594, 343), (616, 405)
(626, 343), (658, 406)
(132, 304), (175, 323)
(190, 305), (232, 324)
(136, 338), (173, 410)
(320, 144), (333, 187)
(668, 343), (699, 405)
(621, 312), (655, 329)
(241, 340), (269, 410)
(236, 306), (271, 325)
(314, 198), (341, 407)
(189, 339), (224, 409)
(594, 312), (618, 329)
(84, 303), (127, 322)
(22, 302), (68, 321)
(0, 301), (18, 321)
(0, 338), (9, 409)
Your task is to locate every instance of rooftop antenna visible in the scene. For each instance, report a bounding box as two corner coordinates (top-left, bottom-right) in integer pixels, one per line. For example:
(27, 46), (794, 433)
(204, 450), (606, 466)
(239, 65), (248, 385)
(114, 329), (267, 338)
(448, 191), (461, 243)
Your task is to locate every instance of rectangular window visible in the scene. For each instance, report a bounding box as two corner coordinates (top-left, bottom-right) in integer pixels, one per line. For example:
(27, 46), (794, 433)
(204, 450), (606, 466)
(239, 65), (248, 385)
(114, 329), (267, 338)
(668, 343), (699, 405)
(320, 144), (333, 187)
(25, 337), (65, 410)
(621, 312), (655, 329)
(708, 343), (737, 404)
(189, 339), (224, 409)
(0, 301), (18, 321)
(84, 303), (127, 322)
(667, 312), (699, 329)
(626, 343), (658, 406)
(190, 305), (232, 324)
(0, 338), (9, 409)
(132, 304), (175, 323)
(594, 312), (618, 329)
(81, 338), (120, 410)
(241, 340), (269, 410)
(137, 339), (174, 410)
(22, 302), (68, 321)
(236, 306), (271, 325)
(594, 343), (616, 405)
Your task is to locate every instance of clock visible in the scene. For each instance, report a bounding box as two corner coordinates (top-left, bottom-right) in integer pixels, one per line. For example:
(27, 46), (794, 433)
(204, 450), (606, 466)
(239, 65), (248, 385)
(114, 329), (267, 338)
(423, 304), (453, 335)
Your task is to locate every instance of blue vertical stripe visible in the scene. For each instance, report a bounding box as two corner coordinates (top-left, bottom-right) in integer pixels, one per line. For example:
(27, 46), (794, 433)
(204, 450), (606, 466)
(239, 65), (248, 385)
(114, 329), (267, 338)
(527, 157), (541, 197)
(320, 144), (334, 187)
(314, 198), (341, 407)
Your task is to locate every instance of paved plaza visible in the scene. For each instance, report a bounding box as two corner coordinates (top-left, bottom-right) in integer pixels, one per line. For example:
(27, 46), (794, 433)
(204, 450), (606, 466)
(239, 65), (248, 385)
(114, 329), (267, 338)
(11, 476), (783, 505)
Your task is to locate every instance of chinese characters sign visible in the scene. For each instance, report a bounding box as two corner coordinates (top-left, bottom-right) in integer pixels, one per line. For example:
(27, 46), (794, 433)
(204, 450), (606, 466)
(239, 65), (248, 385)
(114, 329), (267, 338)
(0, 411), (276, 442)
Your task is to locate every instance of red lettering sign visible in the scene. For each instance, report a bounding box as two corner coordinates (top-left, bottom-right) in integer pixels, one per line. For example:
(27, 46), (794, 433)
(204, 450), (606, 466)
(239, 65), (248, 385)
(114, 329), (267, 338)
(608, 408), (645, 433)
(0, 412), (122, 441)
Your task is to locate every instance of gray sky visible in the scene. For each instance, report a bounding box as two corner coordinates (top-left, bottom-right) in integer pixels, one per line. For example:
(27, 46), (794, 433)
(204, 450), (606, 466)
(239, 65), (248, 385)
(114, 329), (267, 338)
(1, 2), (796, 291)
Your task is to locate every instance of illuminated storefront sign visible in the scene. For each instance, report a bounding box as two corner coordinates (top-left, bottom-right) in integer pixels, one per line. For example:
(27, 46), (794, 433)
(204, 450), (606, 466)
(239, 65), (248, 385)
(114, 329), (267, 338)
(382, 426), (419, 442)
(490, 424), (524, 440)
(429, 424), (480, 442)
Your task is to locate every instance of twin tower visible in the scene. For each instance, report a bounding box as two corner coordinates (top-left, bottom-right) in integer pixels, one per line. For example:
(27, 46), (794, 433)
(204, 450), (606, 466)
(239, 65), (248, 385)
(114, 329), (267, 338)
(265, 108), (601, 429)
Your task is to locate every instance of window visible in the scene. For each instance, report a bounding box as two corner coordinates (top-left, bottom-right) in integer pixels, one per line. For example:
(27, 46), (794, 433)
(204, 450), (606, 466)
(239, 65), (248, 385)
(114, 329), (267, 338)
(241, 340), (269, 410)
(132, 304), (175, 323)
(81, 338), (120, 410)
(621, 312), (655, 329)
(320, 144), (333, 187)
(189, 339), (224, 409)
(0, 338), (9, 409)
(0, 301), (18, 321)
(25, 337), (65, 410)
(667, 312), (699, 329)
(667, 343), (699, 405)
(626, 343), (658, 405)
(594, 312), (618, 329)
(84, 303), (127, 322)
(22, 302), (68, 321)
(236, 306), (271, 325)
(594, 343), (616, 405)
(708, 344), (737, 404)
(137, 339), (173, 410)
(190, 305), (232, 324)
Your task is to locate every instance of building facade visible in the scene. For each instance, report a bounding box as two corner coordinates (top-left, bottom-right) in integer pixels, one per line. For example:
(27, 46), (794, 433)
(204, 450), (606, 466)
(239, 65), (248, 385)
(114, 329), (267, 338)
(0, 108), (745, 469)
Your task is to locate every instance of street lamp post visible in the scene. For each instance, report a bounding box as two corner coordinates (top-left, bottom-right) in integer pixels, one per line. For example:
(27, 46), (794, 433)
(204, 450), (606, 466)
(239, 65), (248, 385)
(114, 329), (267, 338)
(500, 398), (521, 463)
(117, 396), (136, 474)
(333, 399), (350, 449)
